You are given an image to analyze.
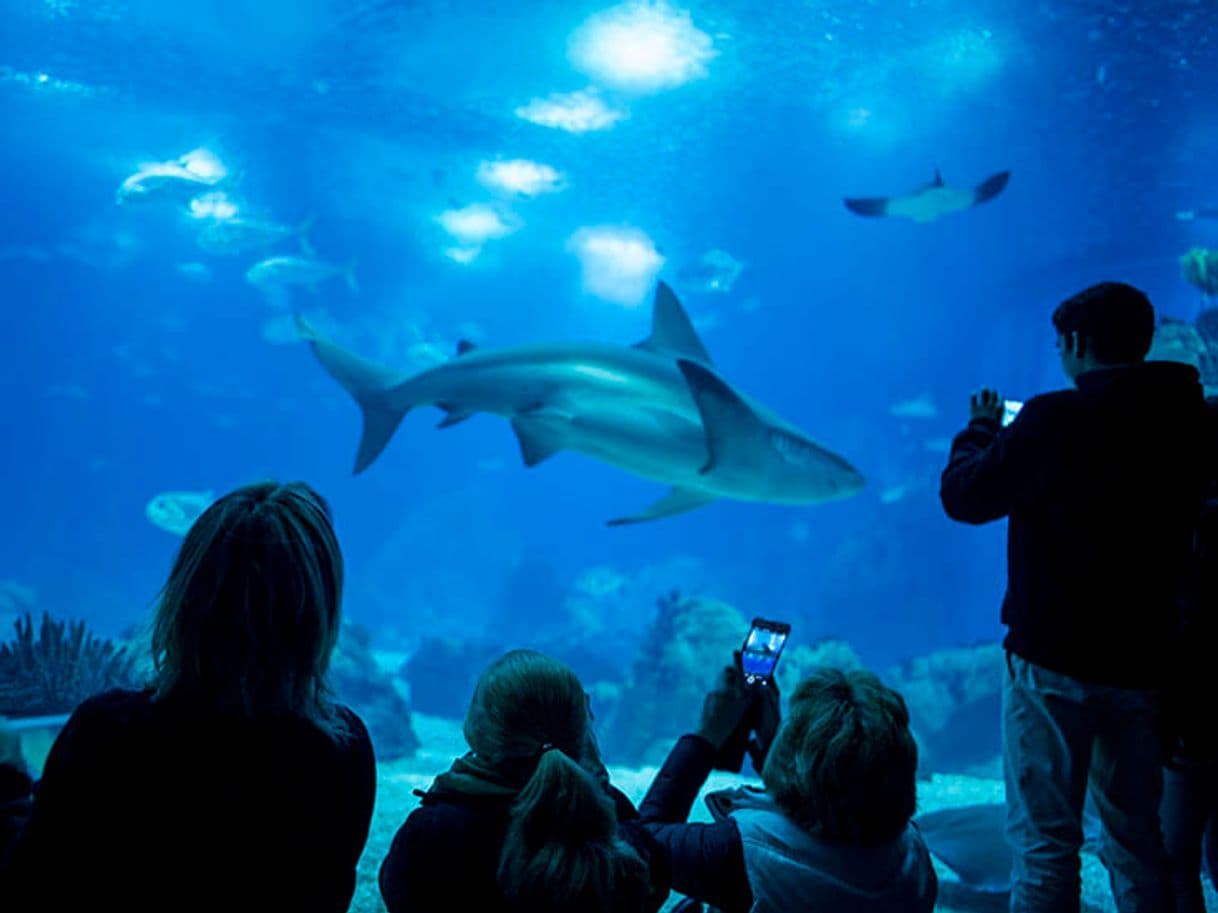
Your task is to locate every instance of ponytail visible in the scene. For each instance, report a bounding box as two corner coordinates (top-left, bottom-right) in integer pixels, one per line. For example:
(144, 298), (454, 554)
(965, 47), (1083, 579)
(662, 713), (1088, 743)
(498, 748), (649, 913)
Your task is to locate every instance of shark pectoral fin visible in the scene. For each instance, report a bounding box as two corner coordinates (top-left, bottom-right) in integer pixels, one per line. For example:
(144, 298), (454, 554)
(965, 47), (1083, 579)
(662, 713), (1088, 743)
(455, 339), (478, 356)
(973, 170), (1010, 205)
(436, 406), (474, 429)
(634, 281), (714, 365)
(510, 418), (564, 467)
(607, 487), (716, 526)
(677, 359), (766, 474)
(298, 320), (415, 474)
(843, 196), (890, 218)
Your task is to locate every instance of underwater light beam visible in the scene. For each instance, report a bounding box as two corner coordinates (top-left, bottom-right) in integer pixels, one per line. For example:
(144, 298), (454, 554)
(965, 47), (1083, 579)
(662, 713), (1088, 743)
(568, 0), (716, 93)
(476, 159), (565, 197)
(515, 89), (626, 132)
(568, 226), (665, 307)
(436, 204), (517, 246)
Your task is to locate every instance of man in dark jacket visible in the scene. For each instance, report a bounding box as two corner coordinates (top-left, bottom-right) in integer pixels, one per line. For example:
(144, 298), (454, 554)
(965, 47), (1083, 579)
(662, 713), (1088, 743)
(940, 281), (1214, 913)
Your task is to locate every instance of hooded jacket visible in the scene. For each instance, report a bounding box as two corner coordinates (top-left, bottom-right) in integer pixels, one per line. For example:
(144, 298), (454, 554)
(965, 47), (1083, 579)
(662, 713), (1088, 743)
(378, 752), (670, 913)
(638, 734), (936, 913)
(941, 362), (1215, 687)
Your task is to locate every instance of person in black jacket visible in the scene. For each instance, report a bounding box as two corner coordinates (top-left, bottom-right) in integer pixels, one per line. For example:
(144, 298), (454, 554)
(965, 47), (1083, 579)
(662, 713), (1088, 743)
(638, 663), (936, 913)
(379, 649), (669, 913)
(940, 282), (1214, 913)
(0, 481), (377, 913)
(1162, 444), (1218, 913)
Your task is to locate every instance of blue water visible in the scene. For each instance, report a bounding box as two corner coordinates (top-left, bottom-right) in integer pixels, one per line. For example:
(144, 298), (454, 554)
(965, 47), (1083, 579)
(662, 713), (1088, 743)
(1, 0), (1214, 668)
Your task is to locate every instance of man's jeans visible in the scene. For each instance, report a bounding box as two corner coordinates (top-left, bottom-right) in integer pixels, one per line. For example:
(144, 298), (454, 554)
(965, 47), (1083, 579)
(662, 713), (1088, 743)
(1003, 654), (1170, 913)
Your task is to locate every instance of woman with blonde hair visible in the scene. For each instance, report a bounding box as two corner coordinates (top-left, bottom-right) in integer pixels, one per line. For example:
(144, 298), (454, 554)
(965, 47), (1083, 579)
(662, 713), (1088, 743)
(380, 649), (669, 913)
(639, 664), (936, 913)
(1, 481), (376, 913)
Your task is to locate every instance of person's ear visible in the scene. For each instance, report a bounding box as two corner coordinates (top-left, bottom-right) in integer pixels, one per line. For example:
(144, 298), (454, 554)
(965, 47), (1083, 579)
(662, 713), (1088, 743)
(1073, 333), (1086, 359)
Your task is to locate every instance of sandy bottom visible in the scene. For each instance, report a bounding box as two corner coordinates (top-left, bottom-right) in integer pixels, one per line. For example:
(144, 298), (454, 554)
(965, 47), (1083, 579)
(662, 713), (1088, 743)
(353, 714), (1215, 913)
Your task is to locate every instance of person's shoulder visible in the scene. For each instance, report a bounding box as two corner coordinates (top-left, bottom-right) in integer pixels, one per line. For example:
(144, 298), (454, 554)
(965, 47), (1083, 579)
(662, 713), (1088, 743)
(69, 688), (154, 730)
(1015, 389), (1080, 429)
(394, 797), (490, 858)
(333, 703), (373, 748)
(1023, 389), (1078, 413)
(39, 689), (153, 767)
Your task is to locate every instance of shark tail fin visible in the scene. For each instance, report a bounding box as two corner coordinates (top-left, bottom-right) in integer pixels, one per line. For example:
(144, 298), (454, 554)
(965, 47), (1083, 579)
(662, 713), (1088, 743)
(296, 315), (412, 473)
(973, 171), (1010, 205)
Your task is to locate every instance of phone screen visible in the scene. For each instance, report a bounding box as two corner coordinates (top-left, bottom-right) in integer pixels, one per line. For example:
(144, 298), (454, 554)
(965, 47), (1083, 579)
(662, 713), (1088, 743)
(741, 619), (790, 685)
(1002, 400), (1023, 428)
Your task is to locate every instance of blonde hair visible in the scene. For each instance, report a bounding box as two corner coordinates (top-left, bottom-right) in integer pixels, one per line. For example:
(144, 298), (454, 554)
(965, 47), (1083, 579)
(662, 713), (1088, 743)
(763, 668), (917, 845)
(465, 650), (650, 913)
(151, 481), (349, 740)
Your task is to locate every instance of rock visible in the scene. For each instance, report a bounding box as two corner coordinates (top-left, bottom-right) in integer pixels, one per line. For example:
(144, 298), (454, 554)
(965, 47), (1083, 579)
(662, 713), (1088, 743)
(330, 622), (419, 761)
(887, 643), (1004, 774)
(775, 639), (866, 696)
(401, 637), (504, 720)
(603, 590), (747, 766)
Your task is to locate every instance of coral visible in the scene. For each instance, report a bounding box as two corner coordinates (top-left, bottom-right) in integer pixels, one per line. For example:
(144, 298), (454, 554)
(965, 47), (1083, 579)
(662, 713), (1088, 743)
(1149, 318), (1207, 371)
(0, 613), (141, 717)
(602, 590), (746, 765)
(329, 622), (420, 761)
(1181, 247), (1218, 298)
(1193, 310), (1218, 394)
(775, 638), (865, 696)
(886, 643), (1005, 773)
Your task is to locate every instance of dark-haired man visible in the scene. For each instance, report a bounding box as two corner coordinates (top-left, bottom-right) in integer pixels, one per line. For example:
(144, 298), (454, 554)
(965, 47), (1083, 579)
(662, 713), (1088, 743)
(940, 282), (1215, 913)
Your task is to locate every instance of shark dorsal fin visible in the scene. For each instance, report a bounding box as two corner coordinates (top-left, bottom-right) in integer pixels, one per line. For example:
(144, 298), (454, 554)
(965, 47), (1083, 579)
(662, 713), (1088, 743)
(932, 168), (945, 187)
(677, 359), (764, 473)
(635, 282), (713, 365)
(456, 339), (478, 356)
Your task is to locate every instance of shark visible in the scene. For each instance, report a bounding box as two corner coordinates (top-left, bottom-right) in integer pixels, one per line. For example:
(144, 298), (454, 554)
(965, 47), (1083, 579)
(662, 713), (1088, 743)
(844, 169), (1010, 223)
(298, 282), (864, 525)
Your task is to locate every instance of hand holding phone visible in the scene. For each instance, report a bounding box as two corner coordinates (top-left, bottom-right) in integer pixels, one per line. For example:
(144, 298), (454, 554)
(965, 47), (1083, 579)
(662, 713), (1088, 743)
(740, 618), (791, 686)
(697, 657), (754, 755)
(711, 619), (791, 773)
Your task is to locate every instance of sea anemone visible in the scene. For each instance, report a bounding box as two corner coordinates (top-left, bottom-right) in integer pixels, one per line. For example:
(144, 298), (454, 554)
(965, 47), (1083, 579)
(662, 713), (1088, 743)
(0, 613), (140, 716)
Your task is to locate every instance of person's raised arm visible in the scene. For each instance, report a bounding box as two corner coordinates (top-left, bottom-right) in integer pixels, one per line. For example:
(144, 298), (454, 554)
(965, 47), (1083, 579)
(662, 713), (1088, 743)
(941, 388), (1036, 524)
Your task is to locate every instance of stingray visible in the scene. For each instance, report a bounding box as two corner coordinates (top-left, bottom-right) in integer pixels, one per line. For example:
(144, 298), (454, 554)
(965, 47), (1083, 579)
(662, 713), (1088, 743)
(916, 802), (1102, 898)
(844, 169), (1010, 223)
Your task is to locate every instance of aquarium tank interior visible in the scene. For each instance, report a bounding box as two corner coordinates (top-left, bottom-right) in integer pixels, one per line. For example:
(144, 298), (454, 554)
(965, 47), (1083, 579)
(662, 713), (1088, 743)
(1, 1), (1216, 910)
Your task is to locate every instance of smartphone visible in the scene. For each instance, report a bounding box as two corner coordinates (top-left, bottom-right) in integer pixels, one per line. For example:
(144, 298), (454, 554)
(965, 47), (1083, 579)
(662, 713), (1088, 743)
(740, 618), (791, 686)
(1002, 400), (1023, 428)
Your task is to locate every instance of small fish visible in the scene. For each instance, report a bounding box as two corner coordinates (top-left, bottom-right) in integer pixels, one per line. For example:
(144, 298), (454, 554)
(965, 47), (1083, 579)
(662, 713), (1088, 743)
(845, 169), (1010, 223)
(246, 256), (357, 295)
(880, 485), (910, 505)
(889, 394), (939, 420)
(145, 490), (215, 536)
(677, 249), (744, 294)
(197, 215), (315, 256)
(116, 149), (227, 205)
(1177, 208), (1218, 222)
(176, 262), (212, 282)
